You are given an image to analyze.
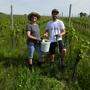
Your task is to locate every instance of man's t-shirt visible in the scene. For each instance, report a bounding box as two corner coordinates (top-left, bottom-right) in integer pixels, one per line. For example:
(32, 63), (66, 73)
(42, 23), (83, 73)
(46, 19), (65, 42)
(26, 23), (40, 43)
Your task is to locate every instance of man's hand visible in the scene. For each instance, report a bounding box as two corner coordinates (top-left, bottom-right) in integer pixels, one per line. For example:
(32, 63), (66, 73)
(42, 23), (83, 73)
(44, 32), (48, 37)
(54, 34), (61, 37)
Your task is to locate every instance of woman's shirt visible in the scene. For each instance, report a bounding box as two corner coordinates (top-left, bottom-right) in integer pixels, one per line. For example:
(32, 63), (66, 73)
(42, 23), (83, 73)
(26, 23), (40, 44)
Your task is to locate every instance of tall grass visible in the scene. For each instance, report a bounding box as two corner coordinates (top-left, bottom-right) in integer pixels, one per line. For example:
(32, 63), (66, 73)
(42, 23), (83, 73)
(0, 14), (90, 90)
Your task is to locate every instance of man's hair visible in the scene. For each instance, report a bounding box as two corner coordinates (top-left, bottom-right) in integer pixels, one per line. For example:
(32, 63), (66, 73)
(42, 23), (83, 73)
(52, 9), (59, 14)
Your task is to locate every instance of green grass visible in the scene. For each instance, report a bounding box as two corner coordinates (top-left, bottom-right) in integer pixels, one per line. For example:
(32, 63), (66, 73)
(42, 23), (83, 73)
(0, 14), (90, 90)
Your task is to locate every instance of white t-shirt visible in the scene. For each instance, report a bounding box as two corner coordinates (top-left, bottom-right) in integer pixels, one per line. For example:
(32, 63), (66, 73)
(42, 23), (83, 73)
(46, 19), (65, 42)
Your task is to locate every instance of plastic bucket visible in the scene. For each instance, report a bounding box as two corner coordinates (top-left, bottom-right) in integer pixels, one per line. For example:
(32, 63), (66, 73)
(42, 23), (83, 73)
(41, 39), (50, 53)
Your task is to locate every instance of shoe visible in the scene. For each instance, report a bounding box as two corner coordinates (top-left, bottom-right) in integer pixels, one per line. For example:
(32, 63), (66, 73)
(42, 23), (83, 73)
(28, 64), (33, 70)
(37, 61), (43, 67)
(50, 61), (54, 65)
(61, 63), (66, 68)
(50, 59), (54, 64)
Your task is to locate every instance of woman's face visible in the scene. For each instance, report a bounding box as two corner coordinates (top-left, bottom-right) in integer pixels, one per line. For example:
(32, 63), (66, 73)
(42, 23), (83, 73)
(31, 16), (37, 22)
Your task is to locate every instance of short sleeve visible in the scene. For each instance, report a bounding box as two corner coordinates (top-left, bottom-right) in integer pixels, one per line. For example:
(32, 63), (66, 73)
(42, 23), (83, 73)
(45, 22), (49, 32)
(26, 24), (32, 32)
(60, 21), (65, 30)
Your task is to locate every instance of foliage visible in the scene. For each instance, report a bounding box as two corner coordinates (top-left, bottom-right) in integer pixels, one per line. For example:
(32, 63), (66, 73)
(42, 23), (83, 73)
(0, 14), (90, 90)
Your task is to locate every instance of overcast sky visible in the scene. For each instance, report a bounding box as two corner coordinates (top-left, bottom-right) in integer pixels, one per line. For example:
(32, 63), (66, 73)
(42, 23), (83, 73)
(0, 0), (90, 16)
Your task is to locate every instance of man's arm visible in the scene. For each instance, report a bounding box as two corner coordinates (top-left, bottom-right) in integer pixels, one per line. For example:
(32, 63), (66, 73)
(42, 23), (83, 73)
(59, 21), (66, 36)
(60, 29), (65, 36)
(44, 29), (49, 37)
(44, 30), (48, 37)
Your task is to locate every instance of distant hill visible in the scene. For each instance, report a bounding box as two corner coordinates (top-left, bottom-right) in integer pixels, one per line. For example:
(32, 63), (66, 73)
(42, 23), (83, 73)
(0, 12), (7, 15)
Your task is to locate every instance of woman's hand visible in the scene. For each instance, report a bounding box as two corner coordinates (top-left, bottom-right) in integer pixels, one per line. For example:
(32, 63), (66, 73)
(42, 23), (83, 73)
(36, 38), (42, 44)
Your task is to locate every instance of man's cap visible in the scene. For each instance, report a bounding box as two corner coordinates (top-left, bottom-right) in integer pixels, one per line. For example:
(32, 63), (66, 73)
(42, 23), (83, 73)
(52, 9), (59, 14)
(28, 12), (40, 21)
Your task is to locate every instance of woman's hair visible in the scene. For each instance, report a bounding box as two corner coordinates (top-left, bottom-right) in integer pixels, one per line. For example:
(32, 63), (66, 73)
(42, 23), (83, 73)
(28, 12), (41, 21)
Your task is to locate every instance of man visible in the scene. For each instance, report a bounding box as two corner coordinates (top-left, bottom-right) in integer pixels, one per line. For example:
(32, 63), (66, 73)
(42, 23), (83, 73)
(44, 9), (66, 67)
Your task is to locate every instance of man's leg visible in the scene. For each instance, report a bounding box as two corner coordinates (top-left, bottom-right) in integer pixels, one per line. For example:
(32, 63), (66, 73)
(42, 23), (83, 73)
(58, 41), (66, 66)
(49, 42), (56, 63)
(50, 54), (55, 62)
(61, 48), (66, 66)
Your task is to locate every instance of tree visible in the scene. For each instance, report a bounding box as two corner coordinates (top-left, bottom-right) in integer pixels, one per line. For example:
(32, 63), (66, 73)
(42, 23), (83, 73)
(79, 12), (87, 17)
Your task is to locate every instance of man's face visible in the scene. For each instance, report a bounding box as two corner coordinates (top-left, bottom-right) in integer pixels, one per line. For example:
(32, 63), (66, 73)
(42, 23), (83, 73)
(52, 12), (59, 20)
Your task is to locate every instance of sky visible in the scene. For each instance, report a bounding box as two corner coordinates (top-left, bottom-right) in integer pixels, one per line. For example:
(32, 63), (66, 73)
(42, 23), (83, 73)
(0, 0), (90, 16)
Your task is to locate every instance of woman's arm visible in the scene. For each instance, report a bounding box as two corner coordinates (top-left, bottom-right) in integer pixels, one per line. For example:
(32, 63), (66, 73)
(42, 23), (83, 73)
(27, 31), (37, 40)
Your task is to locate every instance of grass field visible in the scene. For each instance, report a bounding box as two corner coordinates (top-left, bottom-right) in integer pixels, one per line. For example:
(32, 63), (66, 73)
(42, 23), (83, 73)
(0, 13), (90, 90)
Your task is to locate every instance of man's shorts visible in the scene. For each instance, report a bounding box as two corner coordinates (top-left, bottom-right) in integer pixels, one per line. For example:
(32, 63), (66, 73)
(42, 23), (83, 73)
(49, 40), (65, 54)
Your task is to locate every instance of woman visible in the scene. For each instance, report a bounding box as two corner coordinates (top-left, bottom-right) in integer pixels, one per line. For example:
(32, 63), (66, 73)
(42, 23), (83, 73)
(26, 12), (42, 68)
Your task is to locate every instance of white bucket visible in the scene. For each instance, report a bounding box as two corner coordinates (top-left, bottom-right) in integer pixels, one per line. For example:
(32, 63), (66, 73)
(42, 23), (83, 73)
(41, 39), (50, 53)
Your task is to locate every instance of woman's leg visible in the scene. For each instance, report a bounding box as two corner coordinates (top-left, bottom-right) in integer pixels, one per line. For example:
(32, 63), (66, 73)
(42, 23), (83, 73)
(28, 43), (35, 65)
(35, 44), (43, 63)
